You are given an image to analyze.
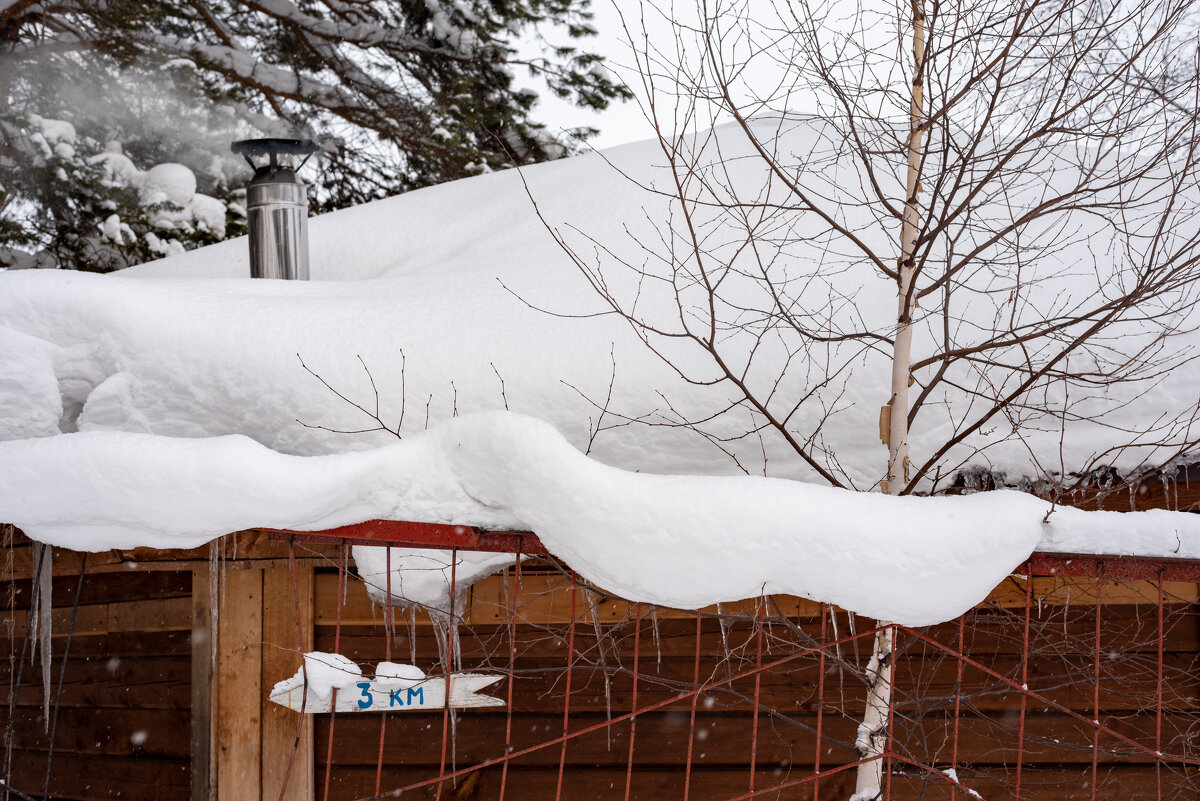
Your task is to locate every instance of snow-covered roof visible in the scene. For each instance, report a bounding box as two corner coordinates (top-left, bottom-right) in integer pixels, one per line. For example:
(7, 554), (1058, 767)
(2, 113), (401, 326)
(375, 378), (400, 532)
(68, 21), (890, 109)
(3, 118), (1199, 626)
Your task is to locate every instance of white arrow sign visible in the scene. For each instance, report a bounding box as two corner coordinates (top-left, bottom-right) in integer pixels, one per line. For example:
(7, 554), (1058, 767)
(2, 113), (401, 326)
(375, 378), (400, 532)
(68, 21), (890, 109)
(268, 673), (506, 713)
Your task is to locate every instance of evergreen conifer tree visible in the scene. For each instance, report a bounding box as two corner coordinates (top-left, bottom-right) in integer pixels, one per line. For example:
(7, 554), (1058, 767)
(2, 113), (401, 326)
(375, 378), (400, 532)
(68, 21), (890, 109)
(0, 0), (629, 270)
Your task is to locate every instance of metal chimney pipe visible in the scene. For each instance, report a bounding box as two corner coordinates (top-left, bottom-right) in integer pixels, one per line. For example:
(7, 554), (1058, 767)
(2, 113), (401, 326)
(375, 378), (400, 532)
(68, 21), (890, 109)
(231, 138), (319, 280)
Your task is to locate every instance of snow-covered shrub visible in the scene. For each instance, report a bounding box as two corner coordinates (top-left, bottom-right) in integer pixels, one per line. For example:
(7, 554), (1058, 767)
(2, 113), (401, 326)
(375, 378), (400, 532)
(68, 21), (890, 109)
(0, 114), (245, 272)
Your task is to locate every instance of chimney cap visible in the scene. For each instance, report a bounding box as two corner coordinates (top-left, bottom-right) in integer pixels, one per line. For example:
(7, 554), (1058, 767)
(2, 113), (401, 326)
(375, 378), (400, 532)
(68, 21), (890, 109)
(231, 138), (319, 176)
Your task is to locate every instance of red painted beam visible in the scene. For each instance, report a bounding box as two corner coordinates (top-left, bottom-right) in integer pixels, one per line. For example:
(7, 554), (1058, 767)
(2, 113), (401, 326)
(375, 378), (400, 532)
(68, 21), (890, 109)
(1021, 551), (1200, 582)
(263, 519), (549, 555)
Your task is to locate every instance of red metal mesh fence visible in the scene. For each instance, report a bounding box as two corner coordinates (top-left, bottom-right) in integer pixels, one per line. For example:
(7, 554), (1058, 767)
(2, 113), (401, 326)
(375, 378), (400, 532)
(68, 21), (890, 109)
(274, 534), (1199, 801)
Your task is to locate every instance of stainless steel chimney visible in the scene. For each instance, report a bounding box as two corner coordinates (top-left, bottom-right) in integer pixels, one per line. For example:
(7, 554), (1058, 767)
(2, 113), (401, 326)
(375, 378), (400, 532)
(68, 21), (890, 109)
(231, 138), (319, 279)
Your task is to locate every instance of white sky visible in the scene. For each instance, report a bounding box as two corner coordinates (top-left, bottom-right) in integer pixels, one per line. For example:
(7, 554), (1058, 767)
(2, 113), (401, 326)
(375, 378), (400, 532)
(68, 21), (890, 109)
(529, 1), (667, 149)
(529, 0), (846, 150)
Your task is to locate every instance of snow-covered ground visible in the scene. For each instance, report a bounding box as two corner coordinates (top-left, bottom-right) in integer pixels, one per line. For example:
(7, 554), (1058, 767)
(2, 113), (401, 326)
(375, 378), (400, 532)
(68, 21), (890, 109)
(2, 117), (1198, 625)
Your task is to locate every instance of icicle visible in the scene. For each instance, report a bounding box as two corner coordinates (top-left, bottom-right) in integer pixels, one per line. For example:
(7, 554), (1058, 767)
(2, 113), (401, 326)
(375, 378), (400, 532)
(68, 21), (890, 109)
(37, 546), (52, 731)
(448, 561), (460, 777)
(408, 608), (417, 665)
(430, 579), (462, 783)
(28, 542), (42, 664)
(341, 547), (350, 606)
(209, 540), (220, 668)
(830, 609), (846, 709)
(716, 603), (732, 675)
(650, 608), (661, 666)
(1162, 473), (1177, 512)
(451, 584), (461, 778)
(388, 597), (397, 646)
(501, 565), (511, 622)
(450, 707), (458, 782)
(2, 523), (12, 666)
(585, 589), (612, 747)
(432, 618), (451, 738)
(432, 616), (449, 673)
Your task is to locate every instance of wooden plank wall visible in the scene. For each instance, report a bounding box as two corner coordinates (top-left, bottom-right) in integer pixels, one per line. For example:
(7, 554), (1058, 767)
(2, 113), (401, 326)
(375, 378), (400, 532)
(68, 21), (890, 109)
(0, 570), (193, 801)
(3, 531), (342, 579)
(1, 530), (318, 801)
(261, 567), (315, 801)
(1, 528), (1196, 801)
(196, 563), (316, 801)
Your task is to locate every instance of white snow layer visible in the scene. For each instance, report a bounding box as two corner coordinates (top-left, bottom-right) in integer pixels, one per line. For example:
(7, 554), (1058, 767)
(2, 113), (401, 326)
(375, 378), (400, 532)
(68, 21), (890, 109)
(4, 411), (1200, 626)
(273, 651), (362, 698)
(3, 117), (1200, 625)
(374, 662), (426, 688)
(2, 118), (1196, 486)
(354, 546), (520, 616)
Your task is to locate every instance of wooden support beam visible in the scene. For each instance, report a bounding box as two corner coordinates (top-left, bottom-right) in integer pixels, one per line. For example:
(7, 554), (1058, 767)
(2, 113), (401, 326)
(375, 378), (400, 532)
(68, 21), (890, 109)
(217, 568), (262, 801)
(7, 595), (193, 638)
(261, 567), (314, 801)
(191, 567), (215, 801)
(4, 528), (342, 580)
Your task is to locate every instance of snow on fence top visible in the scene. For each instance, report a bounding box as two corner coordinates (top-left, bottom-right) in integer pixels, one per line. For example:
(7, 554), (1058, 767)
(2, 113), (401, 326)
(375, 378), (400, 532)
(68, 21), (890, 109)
(5, 411), (1198, 625)
(2, 117), (1199, 625)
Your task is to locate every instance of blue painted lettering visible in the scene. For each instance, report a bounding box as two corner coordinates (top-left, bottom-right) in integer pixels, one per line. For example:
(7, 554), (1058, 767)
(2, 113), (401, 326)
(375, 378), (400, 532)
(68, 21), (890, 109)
(406, 686), (425, 706)
(356, 682), (373, 709)
(388, 688), (404, 707)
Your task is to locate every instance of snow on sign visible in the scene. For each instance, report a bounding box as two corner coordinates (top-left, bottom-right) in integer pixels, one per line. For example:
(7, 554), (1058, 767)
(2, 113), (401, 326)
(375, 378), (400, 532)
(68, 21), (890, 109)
(267, 654), (505, 713)
(269, 674), (506, 714)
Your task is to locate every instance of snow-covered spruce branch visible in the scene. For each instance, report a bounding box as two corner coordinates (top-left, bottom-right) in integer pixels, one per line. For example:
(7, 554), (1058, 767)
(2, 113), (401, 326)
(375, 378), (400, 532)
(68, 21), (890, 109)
(1, 0), (631, 207)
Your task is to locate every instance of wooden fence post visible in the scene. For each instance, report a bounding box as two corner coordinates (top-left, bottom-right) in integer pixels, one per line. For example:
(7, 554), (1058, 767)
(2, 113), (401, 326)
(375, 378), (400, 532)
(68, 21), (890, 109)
(261, 566), (314, 801)
(216, 568), (263, 801)
(191, 567), (216, 801)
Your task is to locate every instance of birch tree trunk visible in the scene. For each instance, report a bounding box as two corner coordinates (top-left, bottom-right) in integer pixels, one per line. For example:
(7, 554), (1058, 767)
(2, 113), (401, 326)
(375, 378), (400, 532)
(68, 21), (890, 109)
(853, 626), (895, 799)
(855, 3), (926, 798)
(887, 0), (926, 498)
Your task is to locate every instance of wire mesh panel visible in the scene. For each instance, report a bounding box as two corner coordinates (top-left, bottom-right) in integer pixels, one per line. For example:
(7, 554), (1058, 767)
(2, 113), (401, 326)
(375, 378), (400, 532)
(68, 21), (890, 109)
(290, 546), (1199, 801)
(890, 576), (1200, 800)
(2, 529), (1195, 801)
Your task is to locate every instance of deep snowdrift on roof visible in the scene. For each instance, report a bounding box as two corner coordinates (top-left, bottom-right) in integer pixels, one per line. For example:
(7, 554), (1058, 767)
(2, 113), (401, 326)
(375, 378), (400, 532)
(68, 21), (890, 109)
(3, 411), (1199, 626)
(3, 117), (1200, 623)
(2, 117), (1198, 491)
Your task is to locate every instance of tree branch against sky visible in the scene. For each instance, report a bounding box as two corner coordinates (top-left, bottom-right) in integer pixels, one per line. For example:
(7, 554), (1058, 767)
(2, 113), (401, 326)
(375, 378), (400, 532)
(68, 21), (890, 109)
(529, 2), (1200, 796)
(544, 0), (1200, 496)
